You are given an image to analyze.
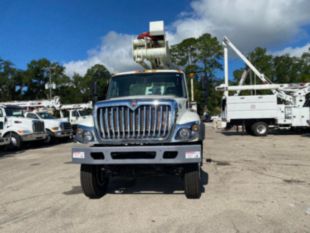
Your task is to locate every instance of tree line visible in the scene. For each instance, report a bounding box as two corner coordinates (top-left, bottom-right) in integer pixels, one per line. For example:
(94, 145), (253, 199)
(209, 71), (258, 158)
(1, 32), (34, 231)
(0, 59), (111, 104)
(1, 33), (309, 115)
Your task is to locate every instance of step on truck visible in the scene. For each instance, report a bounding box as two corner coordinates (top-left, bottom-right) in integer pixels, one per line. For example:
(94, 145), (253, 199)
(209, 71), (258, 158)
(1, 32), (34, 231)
(72, 21), (204, 199)
(0, 105), (47, 149)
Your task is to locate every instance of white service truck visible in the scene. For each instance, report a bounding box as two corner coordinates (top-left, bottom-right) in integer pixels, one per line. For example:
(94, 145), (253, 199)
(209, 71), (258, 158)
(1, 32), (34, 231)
(0, 105), (47, 149)
(2, 98), (73, 143)
(59, 102), (92, 133)
(72, 21), (204, 199)
(25, 111), (72, 143)
(216, 37), (310, 136)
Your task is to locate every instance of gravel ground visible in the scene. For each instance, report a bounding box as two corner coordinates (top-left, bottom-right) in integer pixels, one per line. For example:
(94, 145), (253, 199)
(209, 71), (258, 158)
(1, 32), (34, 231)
(0, 124), (310, 233)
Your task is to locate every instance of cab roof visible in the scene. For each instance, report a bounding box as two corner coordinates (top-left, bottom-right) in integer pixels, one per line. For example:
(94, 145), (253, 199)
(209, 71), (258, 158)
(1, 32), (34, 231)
(112, 69), (184, 77)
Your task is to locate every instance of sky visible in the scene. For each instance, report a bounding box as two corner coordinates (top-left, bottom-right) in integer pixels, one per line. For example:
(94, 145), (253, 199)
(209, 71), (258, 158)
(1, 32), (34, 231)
(1, 0), (310, 77)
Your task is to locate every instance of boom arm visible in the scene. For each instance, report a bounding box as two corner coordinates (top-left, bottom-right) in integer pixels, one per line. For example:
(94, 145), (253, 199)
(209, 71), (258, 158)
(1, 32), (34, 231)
(222, 37), (294, 104)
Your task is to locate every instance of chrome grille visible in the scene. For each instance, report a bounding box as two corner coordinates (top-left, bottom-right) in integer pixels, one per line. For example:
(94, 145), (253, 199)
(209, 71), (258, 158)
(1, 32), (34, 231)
(61, 122), (72, 131)
(33, 121), (45, 133)
(96, 103), (174, 140)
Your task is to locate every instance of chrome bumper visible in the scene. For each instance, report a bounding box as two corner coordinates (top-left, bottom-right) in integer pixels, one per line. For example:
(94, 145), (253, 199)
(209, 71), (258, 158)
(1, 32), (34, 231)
(72, 144), (202, 165)
(21, 132), (47, 142)
(54, 130), (73, 138)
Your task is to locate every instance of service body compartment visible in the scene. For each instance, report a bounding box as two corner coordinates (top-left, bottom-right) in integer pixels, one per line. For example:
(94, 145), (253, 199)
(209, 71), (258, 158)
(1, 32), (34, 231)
(226, 95), (278, 122)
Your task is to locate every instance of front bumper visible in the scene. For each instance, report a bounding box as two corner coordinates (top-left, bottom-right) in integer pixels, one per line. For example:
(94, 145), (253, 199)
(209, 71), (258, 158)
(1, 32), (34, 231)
(53, 130), (73, 138)
(21, 132), (47, 142)
(0, 137), (10, 146)
(72, 144), (202, 165)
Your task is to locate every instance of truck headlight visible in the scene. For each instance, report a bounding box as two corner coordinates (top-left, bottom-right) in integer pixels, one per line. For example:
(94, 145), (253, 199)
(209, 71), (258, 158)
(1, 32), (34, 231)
(83, 131), (93, 143)
(175, 122), (200, 141)
(75, 127), (95, 144)
(178, 128), (191, 140)
(51, 127), (60, 132)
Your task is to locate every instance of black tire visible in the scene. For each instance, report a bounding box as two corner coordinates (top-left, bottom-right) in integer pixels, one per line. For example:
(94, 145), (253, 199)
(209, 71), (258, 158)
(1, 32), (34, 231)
(5, 132), (22, 150)
(80, 165), (109, 199)
(44, 130), (53, 144)
(251, 121), (268, 136)
(184, 164), (201, 199)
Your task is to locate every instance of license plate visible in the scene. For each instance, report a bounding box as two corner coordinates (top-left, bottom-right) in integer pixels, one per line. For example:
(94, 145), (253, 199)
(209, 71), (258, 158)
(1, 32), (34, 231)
(185, 151), (201, 159)
(73, 152), (85, 159)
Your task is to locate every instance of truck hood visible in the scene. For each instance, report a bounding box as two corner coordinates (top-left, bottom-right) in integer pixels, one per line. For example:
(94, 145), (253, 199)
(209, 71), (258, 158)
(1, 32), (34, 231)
(40, 119), (69, 128)
(76, 115), (94, 127)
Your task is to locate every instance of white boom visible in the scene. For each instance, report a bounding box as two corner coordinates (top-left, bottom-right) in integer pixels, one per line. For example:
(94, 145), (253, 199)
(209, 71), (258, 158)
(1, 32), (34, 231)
(60, 102), (92, 110)
(0, 96), (61, 110)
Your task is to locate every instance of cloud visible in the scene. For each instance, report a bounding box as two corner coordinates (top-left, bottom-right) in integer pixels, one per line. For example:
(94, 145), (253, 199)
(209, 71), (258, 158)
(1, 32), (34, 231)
(65, 0), (310, 76)
(272, 43), (310, 57)
(169, 0), (310, 49)
(64, 32), (139, 76)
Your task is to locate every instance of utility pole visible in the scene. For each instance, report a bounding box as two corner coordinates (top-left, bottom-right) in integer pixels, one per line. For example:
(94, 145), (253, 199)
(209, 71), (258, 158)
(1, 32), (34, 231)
(43, 66), (56, 100)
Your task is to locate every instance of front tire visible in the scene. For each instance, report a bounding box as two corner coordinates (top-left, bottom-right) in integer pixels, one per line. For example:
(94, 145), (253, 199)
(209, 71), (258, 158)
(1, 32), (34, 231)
(251, 121), (268, 136)
(44, 130), (53, 144)
(80, 165), (109, 199)
(5, 132), (22, 150)
(184, 164), (202, 199)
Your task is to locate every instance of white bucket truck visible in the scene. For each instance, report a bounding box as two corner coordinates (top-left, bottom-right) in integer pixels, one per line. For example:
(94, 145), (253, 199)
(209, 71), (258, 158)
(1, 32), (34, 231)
(0, 104), (46, 149)
(2, 98), (73, 143)
(72, 21), (204, 199)
(216, 37), (310, 136)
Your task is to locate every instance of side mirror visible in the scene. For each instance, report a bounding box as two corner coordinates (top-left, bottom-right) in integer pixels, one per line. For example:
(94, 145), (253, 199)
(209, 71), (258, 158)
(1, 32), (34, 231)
(4, 117), (7, 123)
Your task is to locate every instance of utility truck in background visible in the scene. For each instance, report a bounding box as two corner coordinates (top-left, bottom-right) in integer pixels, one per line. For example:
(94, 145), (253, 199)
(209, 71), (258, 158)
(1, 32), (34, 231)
(2, 98), (73, 143)
(72, 21), (204, 199)
(0, 104), (46, 149)
(58, 102), (93, 133)
(216, 37), (310, 136)
(25, 111), (72, 143)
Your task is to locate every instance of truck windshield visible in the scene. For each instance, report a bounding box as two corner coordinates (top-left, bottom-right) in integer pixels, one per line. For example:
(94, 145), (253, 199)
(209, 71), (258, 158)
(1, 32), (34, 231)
(107, 73), (186, 98)
(5, 108), (24, 117)
(37, 112), (55, 119)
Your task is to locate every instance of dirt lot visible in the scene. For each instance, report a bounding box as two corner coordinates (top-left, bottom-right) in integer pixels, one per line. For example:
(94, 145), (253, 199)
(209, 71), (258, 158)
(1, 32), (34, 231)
(0, 124), (310, 233)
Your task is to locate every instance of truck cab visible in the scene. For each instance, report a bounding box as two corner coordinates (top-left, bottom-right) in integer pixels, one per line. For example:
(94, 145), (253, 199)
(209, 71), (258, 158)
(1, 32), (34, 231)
(59, 107), (92, 134)
(25, 111), (72, 143)
(0, 105), (47, 149)
(72, 70), (204, 199)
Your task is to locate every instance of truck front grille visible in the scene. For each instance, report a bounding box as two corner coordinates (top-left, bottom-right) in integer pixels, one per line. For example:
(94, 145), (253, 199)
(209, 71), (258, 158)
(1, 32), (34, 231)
(33, 121), (45, 133)
(61, 122), (72, 131)
(96, 103), (174, 141)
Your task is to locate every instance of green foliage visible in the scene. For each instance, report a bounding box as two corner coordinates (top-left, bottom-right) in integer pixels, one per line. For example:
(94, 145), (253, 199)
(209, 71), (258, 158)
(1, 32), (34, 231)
(171, 33), (223, 115)
(234, 47), (310, 85)
(0, 58), (111, 104)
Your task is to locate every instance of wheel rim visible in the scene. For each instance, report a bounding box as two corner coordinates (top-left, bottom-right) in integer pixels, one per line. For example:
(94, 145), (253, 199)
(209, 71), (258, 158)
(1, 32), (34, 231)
(45, 135), (51, 143)
(257, 125), (267, 134)
(11, 136), (17, 146)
